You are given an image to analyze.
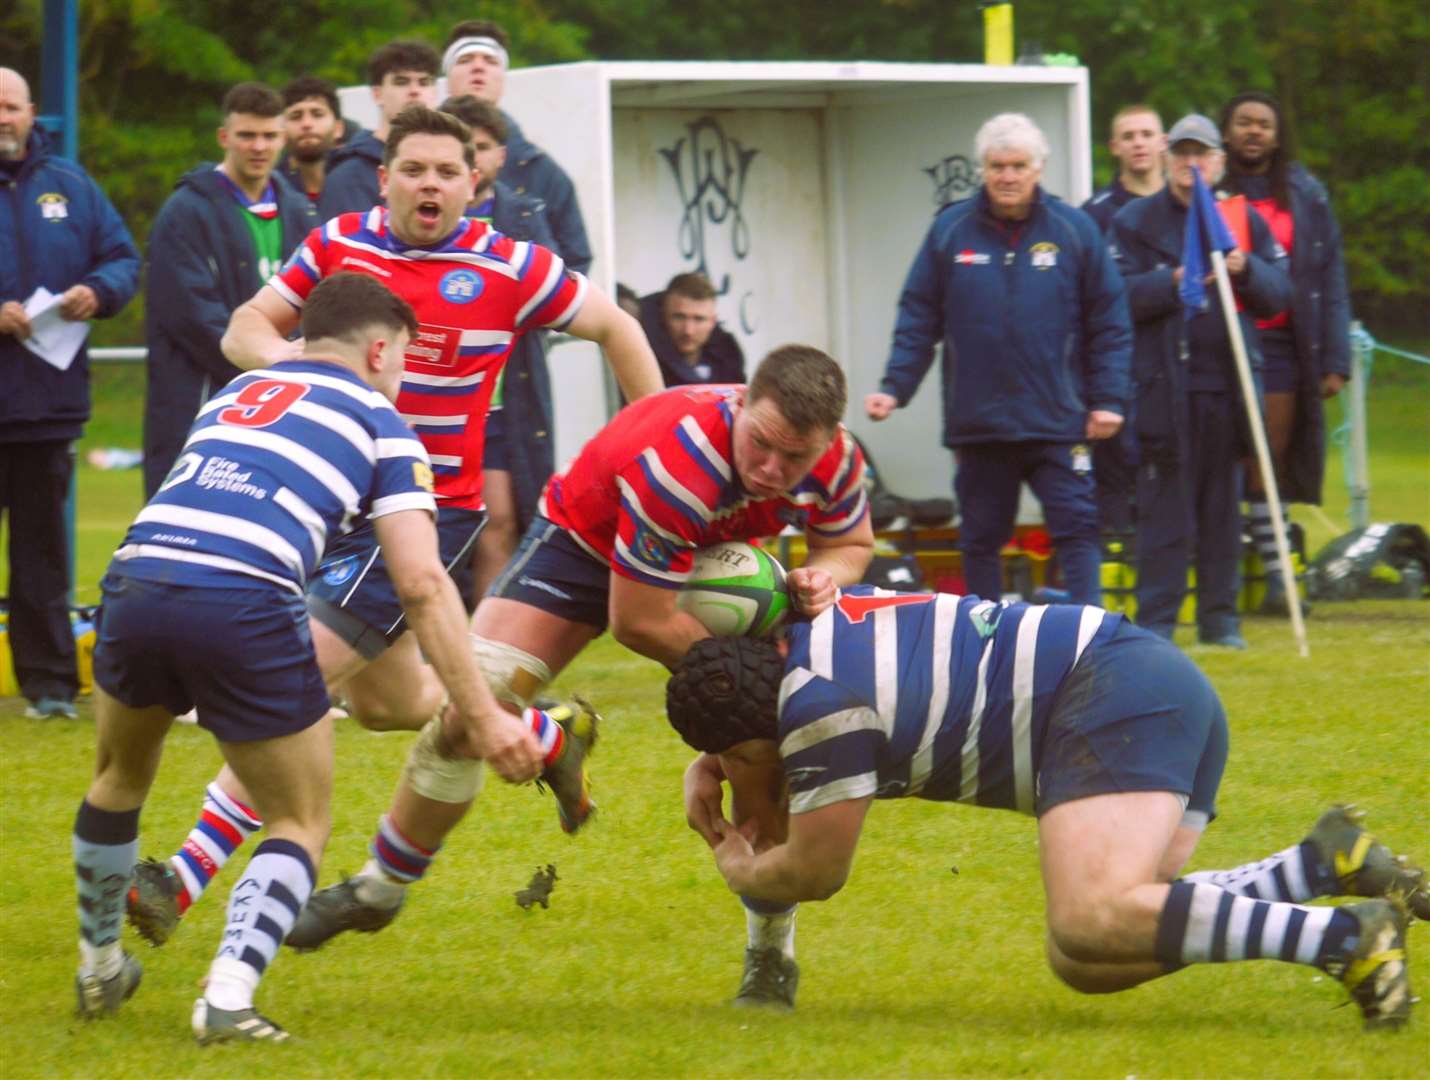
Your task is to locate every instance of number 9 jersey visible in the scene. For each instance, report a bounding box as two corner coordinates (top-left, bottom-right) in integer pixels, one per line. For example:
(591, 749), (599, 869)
(109, 361), (436, 597)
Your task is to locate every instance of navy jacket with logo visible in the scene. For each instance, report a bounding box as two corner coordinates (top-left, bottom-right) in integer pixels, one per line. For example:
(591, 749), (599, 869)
(879, 187), (1132, 447)
(0, 129), (140, 443)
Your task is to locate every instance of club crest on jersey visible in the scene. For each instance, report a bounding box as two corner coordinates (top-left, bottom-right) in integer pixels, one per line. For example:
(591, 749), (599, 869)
(37, 192), (69, 220)
(634, 525), (674, 570)
(954, 249), (990, 266)
(321, 555), (361, 587)
(412, 461), (434, 493)
(439, 268), (483, 304)
(1030, 242), (1059, 269)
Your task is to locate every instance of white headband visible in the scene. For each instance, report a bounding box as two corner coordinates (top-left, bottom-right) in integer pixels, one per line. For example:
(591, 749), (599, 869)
(442, 36), (509, 75)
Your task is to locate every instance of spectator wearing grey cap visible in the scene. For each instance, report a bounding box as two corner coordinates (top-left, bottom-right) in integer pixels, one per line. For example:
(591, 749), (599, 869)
(1108, 113), (1292, 649)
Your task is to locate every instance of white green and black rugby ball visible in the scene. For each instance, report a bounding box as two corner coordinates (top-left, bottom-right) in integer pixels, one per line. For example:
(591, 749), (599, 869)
(678, 541), (791, 637)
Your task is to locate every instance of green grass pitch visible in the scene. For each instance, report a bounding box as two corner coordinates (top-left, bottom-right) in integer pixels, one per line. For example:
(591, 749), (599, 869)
(0, 361), (1426, 1075)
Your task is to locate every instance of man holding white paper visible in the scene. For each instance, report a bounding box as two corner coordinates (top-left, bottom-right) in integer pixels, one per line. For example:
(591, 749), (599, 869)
(0, 67), (140, 719)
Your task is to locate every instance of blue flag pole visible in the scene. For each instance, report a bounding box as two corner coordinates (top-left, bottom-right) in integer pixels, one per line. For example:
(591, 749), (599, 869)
(1193, 168), (1309, 657)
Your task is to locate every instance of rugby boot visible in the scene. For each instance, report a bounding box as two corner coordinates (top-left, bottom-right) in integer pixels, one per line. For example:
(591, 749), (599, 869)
(732, 947), (799, 1011)
(127, 857), (184, 946)
(1327, 899), (1413, 1030)
(75, 950), (143, 1018)
(284, 876), (404, 952)
(192, 998), (291, 1044)
(1308, 805), (1430, 919)
(536, 696), (599, 835)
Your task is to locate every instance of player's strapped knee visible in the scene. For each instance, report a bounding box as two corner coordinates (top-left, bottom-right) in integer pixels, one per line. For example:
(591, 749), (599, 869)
(469, 635), (551, 709)
(401, 715), (486, 803)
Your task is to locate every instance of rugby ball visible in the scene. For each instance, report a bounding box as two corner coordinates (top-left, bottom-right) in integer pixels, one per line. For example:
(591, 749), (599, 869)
(678, 542), (791, 637)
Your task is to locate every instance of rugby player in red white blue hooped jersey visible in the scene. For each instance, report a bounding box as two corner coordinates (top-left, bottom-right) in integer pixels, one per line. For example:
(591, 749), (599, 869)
(541, 384), (869, 590)
(269, 205), (584, 510)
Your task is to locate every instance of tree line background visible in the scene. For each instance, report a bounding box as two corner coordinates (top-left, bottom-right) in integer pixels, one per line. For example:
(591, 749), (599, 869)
(4, 0), (1426, 347)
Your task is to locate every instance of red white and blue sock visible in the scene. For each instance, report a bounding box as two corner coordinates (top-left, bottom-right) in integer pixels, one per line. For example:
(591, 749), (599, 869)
(1155, 880), (1358, 970)
(525, 706), (565, 765)
(204, 838), (314, 1011)
(171, 782), (263, 914)
(370, 813), (439, 885)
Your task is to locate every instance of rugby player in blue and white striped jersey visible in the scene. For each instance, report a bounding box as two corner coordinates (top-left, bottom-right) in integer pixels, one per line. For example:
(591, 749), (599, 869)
(70, 273), (545, 1045)
(668, 587), (1422, 1028)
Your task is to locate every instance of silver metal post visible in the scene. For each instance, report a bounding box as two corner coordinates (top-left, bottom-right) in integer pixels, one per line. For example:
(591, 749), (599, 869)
(1347, 320), (1372, 530)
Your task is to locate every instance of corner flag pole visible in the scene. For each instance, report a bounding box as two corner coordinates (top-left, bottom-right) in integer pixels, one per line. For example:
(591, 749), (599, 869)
(1208, 250), (1310, 658)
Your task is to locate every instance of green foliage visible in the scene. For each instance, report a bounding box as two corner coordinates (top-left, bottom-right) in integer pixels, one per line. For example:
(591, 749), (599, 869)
(2, 2), (1425, 343)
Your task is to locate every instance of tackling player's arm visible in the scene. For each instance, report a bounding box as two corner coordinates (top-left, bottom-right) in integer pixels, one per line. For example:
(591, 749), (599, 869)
(222, 285), (307, 370)
(713, 795), (871, 904)
(564, 285), (664, 403)
(607, 573), (712, 669)
(374, 509), (543, 783)
(791, 517), (876, 615)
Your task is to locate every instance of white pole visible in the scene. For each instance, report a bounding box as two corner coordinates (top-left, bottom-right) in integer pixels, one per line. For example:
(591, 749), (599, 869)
(1347, 320), (1371, 530)
(1209, 250), (1309, 658)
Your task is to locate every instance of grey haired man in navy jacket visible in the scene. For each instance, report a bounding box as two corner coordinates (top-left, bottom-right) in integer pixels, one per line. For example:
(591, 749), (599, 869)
(867, 113), (1131, 607)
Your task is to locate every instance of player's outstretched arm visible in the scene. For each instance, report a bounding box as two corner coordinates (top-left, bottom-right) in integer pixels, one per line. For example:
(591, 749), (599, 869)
(221, 286), (306, 370)
(375, 509), (543, 784)
(565, 286), (664, 403)
(713, 796), (871, 904)
(608, 572), (713, 669)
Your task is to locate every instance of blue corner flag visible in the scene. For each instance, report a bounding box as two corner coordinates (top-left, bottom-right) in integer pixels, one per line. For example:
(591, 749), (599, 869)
(1179, 166), (1238, 318)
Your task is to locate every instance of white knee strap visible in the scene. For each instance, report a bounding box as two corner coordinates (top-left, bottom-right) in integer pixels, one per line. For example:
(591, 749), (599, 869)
(470, 635), (551, 709)
(401, 715), (486, 804)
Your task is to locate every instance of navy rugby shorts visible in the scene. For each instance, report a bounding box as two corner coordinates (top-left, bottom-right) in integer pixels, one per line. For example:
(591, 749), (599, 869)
(1036, 620), (1228, 821)
(487, 515), (613, 629)
(307, 506), (484, 659)
(92, 573), (329, 743)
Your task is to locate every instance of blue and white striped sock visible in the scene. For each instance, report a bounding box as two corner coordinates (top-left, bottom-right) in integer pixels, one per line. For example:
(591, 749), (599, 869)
(1180, 841), (1335, 902)
(1156, 880), (1358, 969)
(73, 801), (139, 978)
(204, 838), (314, 1011)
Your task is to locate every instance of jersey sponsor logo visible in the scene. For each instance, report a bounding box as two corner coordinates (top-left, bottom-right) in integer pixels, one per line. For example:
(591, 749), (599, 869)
(160, 451), (204, 492)
(37, 192), (70, 220)
(321, 554), (362, 587)
(954, 249), (991, 266)
(834, 591), (934, 624)
(196, 456), (270, 499)
(439, 268), (484, 304)
(412, 461), (434, 493)
(406, 324), (461, 368)
(1030, 242), (1059, 269)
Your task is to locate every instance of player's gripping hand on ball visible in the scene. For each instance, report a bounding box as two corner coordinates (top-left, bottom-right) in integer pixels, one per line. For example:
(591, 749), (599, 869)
(788, 566), (837, 616)
(441, 702), (544, 784)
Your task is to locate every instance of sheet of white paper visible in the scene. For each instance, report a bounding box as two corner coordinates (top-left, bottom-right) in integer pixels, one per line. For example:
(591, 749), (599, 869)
(22, 286), (91, 371)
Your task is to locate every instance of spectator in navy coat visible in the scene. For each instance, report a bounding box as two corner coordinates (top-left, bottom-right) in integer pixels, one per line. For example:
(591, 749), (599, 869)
(0, 68), (140, 718)
(866, 113), (1131, 607)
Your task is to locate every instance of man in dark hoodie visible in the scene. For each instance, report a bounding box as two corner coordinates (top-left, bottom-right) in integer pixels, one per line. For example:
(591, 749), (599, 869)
(638, 272), (746, 389)
(319, 42), (438, 219)
(0, 67), (140, 719)
(142, 82), (316, 498)
(442, 19), (592, 274)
